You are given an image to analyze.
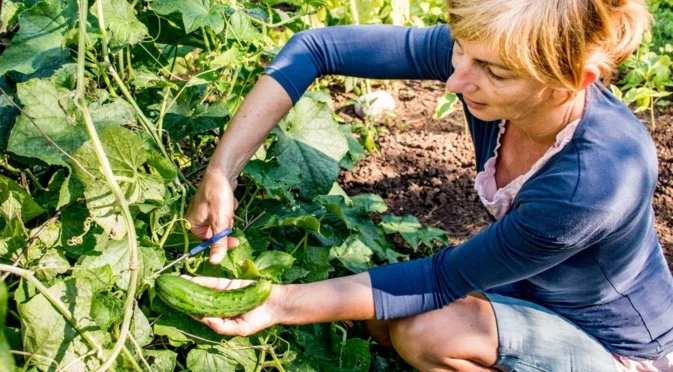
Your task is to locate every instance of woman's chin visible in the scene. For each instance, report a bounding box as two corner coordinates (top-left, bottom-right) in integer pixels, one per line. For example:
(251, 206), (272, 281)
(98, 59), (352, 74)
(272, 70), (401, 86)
(466, 107), (499, 122)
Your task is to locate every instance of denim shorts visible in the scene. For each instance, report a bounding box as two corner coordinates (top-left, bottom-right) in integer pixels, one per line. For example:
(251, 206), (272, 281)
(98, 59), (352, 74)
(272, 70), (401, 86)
(483, 292), (619, 372)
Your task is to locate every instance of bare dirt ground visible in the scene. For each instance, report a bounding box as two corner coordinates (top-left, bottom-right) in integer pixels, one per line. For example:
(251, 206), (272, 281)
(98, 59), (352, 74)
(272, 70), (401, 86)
(337, 80), (673, 271)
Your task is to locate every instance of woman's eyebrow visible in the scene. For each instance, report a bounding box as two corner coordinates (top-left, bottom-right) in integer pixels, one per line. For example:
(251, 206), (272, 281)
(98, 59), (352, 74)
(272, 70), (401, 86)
(454, 39), (511, 71)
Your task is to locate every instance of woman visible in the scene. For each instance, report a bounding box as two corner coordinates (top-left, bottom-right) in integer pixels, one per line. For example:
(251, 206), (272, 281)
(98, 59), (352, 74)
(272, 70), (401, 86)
(185, 0), (673, 370)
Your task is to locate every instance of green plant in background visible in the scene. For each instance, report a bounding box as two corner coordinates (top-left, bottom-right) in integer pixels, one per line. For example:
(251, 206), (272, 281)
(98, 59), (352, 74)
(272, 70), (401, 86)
(650, 0), (673, 50)
(0, 0), (449, 370)
(611, 32), (672, 130)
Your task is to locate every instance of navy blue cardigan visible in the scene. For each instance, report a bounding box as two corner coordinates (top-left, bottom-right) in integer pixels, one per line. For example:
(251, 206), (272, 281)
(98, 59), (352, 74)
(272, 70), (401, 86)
(264, 24), (673, 359)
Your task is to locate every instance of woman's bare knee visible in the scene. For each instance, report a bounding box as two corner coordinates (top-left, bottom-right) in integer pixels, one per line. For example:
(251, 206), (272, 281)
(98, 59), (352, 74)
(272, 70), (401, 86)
(387, 294), (499, 370)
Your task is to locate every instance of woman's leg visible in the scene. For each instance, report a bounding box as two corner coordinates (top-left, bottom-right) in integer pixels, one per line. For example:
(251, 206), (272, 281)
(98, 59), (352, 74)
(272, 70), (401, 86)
(365, 293), (499, 371)
(365, 292), (621, 372)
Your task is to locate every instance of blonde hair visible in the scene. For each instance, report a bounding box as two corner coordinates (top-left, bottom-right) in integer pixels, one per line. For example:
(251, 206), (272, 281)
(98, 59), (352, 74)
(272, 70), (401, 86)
(446, 0), (652, 93)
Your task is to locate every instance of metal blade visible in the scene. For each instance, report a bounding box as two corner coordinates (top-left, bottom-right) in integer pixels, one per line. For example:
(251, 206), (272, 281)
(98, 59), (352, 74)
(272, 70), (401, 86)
(148, 228), (234, 280)
(150, 253), (189, 279)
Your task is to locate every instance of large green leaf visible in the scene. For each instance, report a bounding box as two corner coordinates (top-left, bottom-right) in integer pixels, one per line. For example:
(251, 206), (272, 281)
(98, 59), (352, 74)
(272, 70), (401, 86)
(91, 0), (148, 51)
(186, 339), (257, 372)
(403, 226), (450, 251)
(287, 323), (371, 372)
(0, 175), (45, 223)
(152, 305), (223, 347)
(270, 97), (348, 198)
(79, 239), (164, 291)
(73, 126), (165, 239)
(90, 292), (123, 330)
(0, 0), (77, 76)
(243, 159), (301, 203)
(283, 245), (332, 283)
(15, 278), (109, 371)
(380, 215), (448, 250)
(1, 0), (26, 27)
(161, 101), (229, 140)
(0, 78), (19, 150)
(238, 250), (295, 282)
(351, 194), (387, 213)
(330, 237), (372, 273)
(132, 306), (153, 347)
(152, 0), (227, 33)
(7, 78), (135, 167)
(227, 11), (261, 43)
(142, 349), (177, 372)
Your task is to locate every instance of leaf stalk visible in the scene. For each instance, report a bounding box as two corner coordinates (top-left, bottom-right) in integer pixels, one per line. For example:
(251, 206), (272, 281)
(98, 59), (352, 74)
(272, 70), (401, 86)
(76, 1), (140, 370)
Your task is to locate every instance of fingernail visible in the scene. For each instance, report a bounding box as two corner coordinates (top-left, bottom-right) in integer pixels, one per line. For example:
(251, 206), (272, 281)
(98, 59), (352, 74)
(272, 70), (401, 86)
(211, 253), (223, 263)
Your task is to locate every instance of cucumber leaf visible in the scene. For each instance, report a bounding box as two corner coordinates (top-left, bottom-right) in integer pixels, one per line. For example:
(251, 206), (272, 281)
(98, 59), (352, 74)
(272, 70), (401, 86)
(152, 0), (227, 33)
(91, 0), (148, 51)
(142, 350), (178, 372)
(15, 278), (110, 371)
(0, 0), (77, 76)
(73, 126), (165, 239)
(269, 97), (348, 199)
(0, 174), (45, 223)
(330, 237), (372, 273)
(7, 78), (135, 168)
(79, 239), (164, 291)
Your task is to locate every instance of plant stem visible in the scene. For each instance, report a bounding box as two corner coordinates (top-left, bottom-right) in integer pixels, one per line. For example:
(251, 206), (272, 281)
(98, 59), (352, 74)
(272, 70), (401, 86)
(268, 347), (287, 372)
(253, 348), (267, 372)
(128, 334), (152, 372)
(290, 232), (309, 256)
(126, 47), (135, 80)
(79, 2), (139, 370)
(10, 351), (60, 371)
(0, 264), (104, 360)
(201, 26), (212, 54)
(23, 169), (46, 191)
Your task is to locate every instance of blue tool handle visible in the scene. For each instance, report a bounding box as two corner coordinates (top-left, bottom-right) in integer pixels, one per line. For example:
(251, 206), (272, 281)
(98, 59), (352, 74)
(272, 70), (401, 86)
(189, 228), (233, 256)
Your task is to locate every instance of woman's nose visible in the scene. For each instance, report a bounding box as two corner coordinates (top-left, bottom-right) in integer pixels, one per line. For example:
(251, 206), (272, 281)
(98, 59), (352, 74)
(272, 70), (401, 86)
(446, 68), (478, 94)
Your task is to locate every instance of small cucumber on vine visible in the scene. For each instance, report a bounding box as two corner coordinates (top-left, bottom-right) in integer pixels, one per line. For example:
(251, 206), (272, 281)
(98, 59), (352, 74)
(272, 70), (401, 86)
(155, 275), (272, 317)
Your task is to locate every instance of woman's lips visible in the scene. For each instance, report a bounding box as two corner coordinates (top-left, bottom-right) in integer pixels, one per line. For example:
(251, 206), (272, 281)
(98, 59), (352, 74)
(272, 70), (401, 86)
(464, 97), (487, 110)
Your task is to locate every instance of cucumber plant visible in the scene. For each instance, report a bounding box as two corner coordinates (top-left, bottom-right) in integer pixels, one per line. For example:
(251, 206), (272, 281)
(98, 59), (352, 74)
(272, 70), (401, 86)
(0, 0), (450, 371)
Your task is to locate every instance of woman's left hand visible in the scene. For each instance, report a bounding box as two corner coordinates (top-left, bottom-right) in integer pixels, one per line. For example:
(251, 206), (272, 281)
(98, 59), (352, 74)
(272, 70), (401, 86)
(185, 276), (287, 336)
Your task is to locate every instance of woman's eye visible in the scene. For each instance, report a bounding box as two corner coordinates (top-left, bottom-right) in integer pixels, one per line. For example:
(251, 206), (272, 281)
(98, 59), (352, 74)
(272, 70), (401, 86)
(487, 68), (504, 80)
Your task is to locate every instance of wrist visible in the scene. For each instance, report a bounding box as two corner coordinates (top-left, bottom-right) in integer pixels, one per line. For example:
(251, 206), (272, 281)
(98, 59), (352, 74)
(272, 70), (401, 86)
(203, 162), (238, 185)
(272, 284), (300, 325)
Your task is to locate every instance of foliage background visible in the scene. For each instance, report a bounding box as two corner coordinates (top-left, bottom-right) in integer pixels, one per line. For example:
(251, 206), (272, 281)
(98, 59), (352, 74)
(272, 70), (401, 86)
(0, 0), (670, 371)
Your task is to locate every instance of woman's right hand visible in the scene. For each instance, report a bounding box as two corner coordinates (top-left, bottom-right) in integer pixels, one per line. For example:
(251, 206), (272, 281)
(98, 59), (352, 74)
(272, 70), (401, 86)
(185, 168), (240, 264)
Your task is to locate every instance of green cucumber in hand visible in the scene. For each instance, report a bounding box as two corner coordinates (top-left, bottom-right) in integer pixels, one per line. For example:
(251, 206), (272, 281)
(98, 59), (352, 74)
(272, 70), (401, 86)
(155, 275), (272, 317)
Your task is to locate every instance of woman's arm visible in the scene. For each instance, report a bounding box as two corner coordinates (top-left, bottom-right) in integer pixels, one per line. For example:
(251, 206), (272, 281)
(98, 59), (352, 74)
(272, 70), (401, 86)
(265, 24), (454, 103)
(187, 24), (454, 263)
(187, 273), (375, 336)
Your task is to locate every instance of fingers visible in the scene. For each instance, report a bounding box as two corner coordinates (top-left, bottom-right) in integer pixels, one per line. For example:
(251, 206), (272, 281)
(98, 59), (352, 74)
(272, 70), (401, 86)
(184, 276), (255, 291)
(197, 316), (256, 337)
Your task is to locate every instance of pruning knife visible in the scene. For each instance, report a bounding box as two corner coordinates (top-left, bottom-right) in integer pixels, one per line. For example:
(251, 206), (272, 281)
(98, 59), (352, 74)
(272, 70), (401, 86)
(151, 228), (233, 278)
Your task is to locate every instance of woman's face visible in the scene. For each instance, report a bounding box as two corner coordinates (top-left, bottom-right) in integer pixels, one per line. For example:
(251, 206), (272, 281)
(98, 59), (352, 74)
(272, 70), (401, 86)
(447, 38), (556, 122)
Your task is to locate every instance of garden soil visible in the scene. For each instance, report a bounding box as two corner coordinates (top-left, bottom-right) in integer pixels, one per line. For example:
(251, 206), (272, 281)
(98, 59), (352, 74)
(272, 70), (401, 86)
(336, 81), (673, 272)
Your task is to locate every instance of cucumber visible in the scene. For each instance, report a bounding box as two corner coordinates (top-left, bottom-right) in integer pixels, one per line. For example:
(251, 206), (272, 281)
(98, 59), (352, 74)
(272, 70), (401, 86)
(155, 275), (272, 317)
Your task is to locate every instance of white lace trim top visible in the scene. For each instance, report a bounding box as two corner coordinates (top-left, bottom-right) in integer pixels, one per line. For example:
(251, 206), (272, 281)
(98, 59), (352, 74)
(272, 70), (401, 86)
(474, 119), (580, 220)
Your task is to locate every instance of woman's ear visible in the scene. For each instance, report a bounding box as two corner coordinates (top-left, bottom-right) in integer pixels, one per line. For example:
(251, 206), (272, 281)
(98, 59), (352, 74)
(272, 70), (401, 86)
(580, 65), (600, 90)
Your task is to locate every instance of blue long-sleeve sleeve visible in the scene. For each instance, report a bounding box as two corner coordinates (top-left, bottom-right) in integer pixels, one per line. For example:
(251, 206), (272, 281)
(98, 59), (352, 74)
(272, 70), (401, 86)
(264, 24), (453, 104)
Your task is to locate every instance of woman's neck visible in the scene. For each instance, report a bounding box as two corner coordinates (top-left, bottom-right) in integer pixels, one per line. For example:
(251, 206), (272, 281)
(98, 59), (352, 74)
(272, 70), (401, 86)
(508, 89), (587, 147)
